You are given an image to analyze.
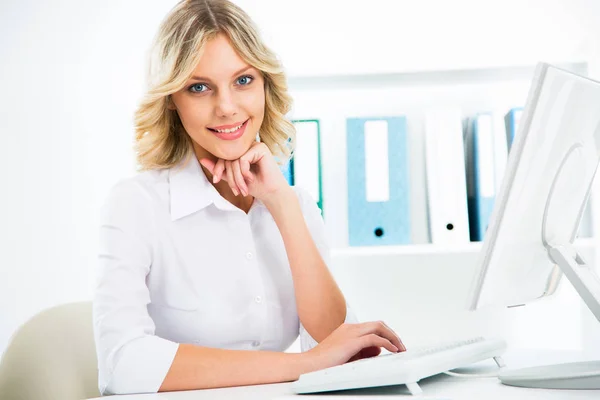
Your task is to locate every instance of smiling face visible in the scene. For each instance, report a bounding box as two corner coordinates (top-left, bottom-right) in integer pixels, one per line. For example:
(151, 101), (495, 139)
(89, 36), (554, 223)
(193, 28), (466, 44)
(169, 33), (265, 162)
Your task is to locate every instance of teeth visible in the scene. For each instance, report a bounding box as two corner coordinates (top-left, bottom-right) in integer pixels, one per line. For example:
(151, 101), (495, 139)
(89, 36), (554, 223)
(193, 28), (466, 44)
(214, 122), (244, 133)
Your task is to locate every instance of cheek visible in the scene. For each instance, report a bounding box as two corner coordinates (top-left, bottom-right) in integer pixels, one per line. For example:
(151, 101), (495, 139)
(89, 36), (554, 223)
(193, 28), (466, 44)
(177, 103), (210, 130)
(249, 90), (266, 120)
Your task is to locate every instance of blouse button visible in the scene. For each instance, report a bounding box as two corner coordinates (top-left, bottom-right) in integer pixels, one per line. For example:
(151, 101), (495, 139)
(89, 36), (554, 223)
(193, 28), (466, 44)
(254, 296), (262, 304)
(252, 341), (260, 347)
(246, 252), (253, 260)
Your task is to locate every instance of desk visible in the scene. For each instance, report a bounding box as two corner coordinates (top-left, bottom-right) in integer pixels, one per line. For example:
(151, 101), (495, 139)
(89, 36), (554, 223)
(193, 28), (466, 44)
(87, 376), (598, 400)
(88, 351), (599, 399)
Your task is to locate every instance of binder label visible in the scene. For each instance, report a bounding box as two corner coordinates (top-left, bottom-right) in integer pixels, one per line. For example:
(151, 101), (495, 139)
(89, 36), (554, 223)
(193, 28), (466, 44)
(364, 120), (390, 202)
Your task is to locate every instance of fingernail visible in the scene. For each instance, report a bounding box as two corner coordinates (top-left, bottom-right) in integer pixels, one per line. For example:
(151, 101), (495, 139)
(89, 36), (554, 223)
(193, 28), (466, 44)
(213, 176), (218, 184)
(233, 188), (238, 196)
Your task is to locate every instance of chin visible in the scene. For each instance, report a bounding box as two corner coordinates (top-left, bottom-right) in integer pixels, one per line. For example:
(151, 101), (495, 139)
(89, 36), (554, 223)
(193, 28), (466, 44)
(212, 140), (254, 161)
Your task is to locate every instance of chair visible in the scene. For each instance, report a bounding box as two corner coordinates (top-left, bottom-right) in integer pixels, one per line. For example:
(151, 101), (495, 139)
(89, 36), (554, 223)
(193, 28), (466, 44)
(0, 301), (100, 400)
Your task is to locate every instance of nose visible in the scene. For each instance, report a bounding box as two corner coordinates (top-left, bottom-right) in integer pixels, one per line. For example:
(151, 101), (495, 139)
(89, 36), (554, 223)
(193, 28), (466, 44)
(215, 88), (238, 118)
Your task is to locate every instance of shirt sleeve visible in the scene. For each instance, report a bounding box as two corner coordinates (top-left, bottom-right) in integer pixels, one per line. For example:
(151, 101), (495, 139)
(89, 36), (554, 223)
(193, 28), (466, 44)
(293, 187), (360, 352)
(93, 179), (179, 395)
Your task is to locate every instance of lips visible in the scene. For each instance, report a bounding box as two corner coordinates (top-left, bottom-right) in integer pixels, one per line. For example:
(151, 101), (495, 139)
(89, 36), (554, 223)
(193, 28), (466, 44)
(207, 119), (248, 132)
(208, 119), (249, 141)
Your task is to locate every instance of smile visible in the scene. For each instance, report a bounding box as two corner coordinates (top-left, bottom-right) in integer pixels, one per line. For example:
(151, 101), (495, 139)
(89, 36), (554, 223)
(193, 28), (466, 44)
(208, 119), (249, 134)
(207, 119), (249, 141)
(212, 123), (243, 133)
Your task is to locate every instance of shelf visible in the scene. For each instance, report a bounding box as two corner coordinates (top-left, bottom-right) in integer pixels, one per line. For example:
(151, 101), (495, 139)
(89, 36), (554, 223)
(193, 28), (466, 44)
(331, 242), (483, 258)
(288, 62), (589, 91)
(331, 237), (598, 259)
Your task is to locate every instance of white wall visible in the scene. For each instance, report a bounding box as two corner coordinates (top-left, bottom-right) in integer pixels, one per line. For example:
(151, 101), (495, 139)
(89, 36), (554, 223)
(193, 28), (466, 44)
(0, 0), (175, 355)
(1, 0), (598, 357)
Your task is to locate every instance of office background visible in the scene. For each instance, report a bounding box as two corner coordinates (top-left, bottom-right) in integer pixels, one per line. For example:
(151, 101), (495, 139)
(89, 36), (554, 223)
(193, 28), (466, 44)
(1, 0), (600, 359)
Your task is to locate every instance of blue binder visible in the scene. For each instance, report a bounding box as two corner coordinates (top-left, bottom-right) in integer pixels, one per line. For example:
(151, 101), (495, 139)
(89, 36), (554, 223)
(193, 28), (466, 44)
(466, 114), (496, 242)
(504, 107), (523, 151)
(346, 117), (410, 246)
(281, 158), (294, 186)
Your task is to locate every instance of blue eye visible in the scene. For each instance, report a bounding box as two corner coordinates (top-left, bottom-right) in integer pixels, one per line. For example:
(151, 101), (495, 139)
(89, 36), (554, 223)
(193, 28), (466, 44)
(237, 75), (254, 86)
(189, 83), (207, 93)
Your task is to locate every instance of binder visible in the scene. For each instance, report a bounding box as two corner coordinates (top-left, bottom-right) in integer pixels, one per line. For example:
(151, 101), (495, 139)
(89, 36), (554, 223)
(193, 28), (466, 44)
(291, 120), (323, 211)
(465, 113), (496, 242)
(424, 109), (470, 244)
(491, 112), (509, 192)
(346, 117), (410, 246)
(281, 159), (293, 186)
(504, 107), (523, 151)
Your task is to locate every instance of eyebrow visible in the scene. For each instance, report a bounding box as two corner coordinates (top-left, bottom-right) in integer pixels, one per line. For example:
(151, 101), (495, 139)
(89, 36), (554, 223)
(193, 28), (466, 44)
(189, 66), (254, 82)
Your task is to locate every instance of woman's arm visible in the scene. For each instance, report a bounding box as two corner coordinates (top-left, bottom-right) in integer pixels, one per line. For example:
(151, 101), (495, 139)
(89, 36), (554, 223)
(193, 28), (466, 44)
(160, 319), (405, 392)
(159, 344), (313, 391)
(263, 188), (347, 343)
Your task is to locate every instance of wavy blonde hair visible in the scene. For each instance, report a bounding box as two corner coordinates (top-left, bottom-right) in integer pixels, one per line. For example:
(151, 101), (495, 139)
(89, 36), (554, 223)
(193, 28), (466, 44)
(134, 0), (295, 170)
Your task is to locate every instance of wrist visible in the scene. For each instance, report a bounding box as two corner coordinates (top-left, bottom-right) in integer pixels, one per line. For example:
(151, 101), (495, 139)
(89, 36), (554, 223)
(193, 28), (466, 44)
(293, 351), (320, 377)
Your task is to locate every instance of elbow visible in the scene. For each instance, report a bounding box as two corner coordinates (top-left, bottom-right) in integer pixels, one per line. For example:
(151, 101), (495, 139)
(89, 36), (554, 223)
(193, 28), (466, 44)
(100, 353), (159, 396)
(101, 353), (166, 395)
(98, 336), (179, 395)
(102, 373), (157, 396)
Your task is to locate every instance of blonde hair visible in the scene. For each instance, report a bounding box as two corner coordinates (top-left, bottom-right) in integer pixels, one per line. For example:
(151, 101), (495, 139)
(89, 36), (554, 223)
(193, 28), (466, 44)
(134, 0), (295, 170)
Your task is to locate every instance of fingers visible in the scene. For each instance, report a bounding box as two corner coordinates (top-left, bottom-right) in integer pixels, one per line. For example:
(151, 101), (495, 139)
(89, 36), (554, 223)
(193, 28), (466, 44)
(240, 142), (266, 166)
(225, 160), (238, 196)
(380, 321), (406, 352)
(209, 158), (250, 197)
(359, 346), (382, 359)
(360, 334), (399, 354)
(199, 158), (216, 174)
(354, 321), (406, 352)
(348, 346), (381, 362)
(213, 159), (226, 184)
(240, 158), (253, 183)
(232, 160), (248, 196)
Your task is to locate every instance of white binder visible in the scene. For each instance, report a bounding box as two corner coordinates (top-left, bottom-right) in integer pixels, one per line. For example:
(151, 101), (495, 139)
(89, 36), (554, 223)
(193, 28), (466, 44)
(492, 112), (509, 192)
(424, 109), (470, 244)
(292, 120), (321, 208)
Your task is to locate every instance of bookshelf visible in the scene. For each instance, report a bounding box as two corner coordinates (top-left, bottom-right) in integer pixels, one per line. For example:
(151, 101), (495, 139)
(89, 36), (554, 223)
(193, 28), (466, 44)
(331, 237), (599, 260)
(287, 61), (594, 251)
(286, 59), (600, 352)
(272, 0), (600, 358)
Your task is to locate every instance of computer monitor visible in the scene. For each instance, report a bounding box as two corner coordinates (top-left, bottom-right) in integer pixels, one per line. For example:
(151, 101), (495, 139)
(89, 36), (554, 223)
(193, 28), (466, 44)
(468, 62), (600, 389)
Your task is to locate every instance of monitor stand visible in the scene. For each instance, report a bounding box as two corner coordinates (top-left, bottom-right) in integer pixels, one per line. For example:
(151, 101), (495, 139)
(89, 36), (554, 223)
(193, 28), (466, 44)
(498, 244), (600, 389)
(498, 145), (600, 389)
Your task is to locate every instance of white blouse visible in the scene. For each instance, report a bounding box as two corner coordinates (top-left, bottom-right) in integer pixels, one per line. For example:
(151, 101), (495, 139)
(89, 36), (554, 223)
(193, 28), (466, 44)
(93, 154), (357, 395)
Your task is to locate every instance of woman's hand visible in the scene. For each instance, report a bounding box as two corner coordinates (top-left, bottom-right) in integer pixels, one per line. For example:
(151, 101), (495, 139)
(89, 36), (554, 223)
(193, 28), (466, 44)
(199, 142), (289, 201)
(304, 321), (406, 371)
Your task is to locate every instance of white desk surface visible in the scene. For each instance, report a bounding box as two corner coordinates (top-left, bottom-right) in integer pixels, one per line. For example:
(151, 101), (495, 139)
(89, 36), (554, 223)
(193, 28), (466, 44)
(88, 377), (597, 400)
(89, 350), (599, 400)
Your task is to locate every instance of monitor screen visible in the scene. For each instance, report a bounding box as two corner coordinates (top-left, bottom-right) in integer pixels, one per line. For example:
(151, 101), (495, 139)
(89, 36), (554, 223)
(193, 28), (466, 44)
(468, 62), (600, 311)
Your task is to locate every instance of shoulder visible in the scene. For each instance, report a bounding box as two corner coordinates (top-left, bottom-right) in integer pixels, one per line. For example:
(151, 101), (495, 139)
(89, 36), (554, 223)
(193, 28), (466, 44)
(105, 169), (167, 202)
(101, 169), (170, 220)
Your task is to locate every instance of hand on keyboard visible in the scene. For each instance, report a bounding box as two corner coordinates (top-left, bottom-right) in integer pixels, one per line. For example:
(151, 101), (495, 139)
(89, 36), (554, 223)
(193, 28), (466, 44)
(304, 321), (406, 373)
(293, 336), (507, 394)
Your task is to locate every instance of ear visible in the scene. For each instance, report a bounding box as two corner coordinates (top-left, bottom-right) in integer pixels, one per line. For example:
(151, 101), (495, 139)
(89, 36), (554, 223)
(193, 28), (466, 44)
(166, 96), (177, 111)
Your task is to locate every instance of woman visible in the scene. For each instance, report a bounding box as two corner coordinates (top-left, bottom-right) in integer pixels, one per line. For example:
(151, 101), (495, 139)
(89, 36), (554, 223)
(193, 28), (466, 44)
(93, 0), (405, 395)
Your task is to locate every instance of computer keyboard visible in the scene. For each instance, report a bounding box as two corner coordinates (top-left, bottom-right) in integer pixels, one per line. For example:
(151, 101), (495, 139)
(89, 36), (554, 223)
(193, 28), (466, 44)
(292, 336), (507, 395)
